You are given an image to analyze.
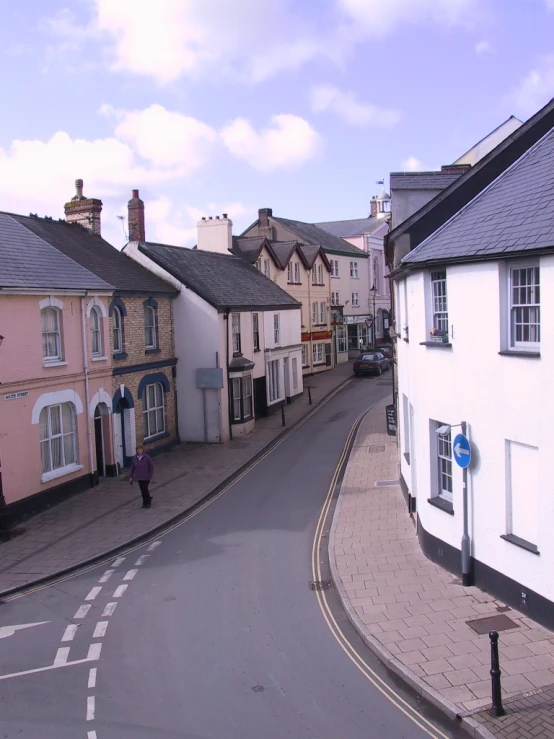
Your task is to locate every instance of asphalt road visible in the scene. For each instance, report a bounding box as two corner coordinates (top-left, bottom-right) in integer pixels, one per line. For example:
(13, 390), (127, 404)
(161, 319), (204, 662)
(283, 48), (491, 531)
(0, 375), (469, 738)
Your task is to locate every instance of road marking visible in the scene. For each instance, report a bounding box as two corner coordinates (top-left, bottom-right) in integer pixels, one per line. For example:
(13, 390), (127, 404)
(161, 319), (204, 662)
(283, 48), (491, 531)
(85, 586), (102, 601)
(99, 569), (114, 583)
(87, 732), (97, 739)
(123, 568), (137, 581)
(88, 667), (97, 689)
(113, 584), (127, 598)
(112, 556), (126, 567)
(93, 621), (108, 639)
(74, 604), (91, 619)
(146, 541), (162, 552)
(0, 653), (102, 681)
(87, 643), (102, 661)
(0, 621), (50, 639)
(311, 405), (449, 739)
(134, 555), (149, 566)
(54, 647), (70, 666)
(102, 602), (117, 617)
(61, 624), (78, 642)
(86, 695), (95, 721)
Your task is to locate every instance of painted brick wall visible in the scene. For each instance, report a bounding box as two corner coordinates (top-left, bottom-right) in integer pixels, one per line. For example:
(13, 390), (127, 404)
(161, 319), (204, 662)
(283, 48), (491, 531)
(110, 296), (174, 366)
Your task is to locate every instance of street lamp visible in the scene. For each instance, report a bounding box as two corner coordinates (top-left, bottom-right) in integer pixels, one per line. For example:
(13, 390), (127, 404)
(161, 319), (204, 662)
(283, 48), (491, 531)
(436, 421), (472, 586)
(370, 284), (377, 349)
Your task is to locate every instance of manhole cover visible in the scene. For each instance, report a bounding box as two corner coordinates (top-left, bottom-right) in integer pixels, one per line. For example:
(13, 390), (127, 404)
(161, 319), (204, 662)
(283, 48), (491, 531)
(375, 480), (400, 487)
(310, 580), (333, 591)
(251, 685), (264, 693)
(368, 446), (386, 453)
(466, 614), (519, 635)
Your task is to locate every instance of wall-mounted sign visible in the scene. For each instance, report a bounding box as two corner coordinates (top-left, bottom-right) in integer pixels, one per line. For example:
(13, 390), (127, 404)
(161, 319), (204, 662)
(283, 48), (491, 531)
(343, 314), (371, 325)
(386, 404), (397, 437)
(196, 368), (224, 389)
(3, 391), (29, 401)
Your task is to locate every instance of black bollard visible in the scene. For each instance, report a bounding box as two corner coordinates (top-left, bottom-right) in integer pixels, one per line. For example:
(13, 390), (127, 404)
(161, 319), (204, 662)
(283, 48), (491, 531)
(489, 631), (505, 717)
(281, 404), (285, 427)
(308, 387), (312, 405)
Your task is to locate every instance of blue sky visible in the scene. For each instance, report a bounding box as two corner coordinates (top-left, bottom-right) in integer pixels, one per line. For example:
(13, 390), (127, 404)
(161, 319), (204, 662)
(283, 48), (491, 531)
(1, 0), (554, 248)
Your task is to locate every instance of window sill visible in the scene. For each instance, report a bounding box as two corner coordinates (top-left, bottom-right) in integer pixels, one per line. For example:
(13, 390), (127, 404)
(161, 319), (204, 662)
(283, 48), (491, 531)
(313, 361), (326, 366)
(143, 431), (169, 445)
(501, 534), (539, 555)
(498, 350), (541, 359)
(43, 360), (68, 368)
(331, 275), (340, 279)
(145, 348), (161, 355)
(113, 352), (128, 360)
(403, 452), (410, 465)
(427, 496), (454, 515)
(231, 415), (253, 425)
(253, 348), (261, 353)
(92, 355), (108, 362)
(41, 463), (84, 484)
(420, 342), (452, 348)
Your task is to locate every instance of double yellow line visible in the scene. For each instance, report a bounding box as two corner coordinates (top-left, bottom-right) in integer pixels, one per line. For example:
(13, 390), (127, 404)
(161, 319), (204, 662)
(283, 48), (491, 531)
(311, 407), (450, 739)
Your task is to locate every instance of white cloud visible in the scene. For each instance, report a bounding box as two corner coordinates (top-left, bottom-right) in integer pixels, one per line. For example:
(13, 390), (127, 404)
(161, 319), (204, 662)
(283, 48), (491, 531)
(475, 40), (491, 54)
(545, 0), (554, 10)
(401, 156), (423, 171)
(221, 114), (322, 171)
(508, 55), (554, 117)
(310, 86), (402, 127)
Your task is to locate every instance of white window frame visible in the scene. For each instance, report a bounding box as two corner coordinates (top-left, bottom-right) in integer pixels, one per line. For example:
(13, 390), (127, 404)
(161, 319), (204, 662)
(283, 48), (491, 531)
(331, 259), (339, 278)
(255, 258), (262, 271)
(287, 262), (294, 283)
(294, 261), (301, 283)
(232, 375), (253, 422)
(41, 306), (62, 362)
(319, 302), (326, 325)
(232, 312), (241, 354)
(144, 305), (157, 349)
(431, 271), (448, 334)
(373, 256), (380, 294)
(336, 325), (347, 353)
(263, 259), (270, 278)
(113, 307), (123, 354)
(331, 291), (340, 306)
(144, 382), (165, 439)
(312, 267), (317, 286)
(434, 421), (453, 502)
(253, 312), (260, 351)
(351, 292), (359, 307)
(350, 261), (359, 279)
(317, 264), (323, 284)
(509, 263), (540, 349)
(312, 302), (318, 326)
(292, 357), (298, 390)
(301, 345), (308, 367)
(312, 342), (324, 365)
(268, 359), (280, 402)
(39, 403), (77, 477)
(90, 306), (103, 357)
(273, 313), (280, 345)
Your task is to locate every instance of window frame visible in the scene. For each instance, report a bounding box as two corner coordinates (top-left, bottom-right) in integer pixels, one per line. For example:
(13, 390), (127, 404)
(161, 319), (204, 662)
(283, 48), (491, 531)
(317, 264), (323, 284)
(267, 359), (281, 403)
(41, 306), (62, 363)
(252, 312), (260, 351)
(263, 259), (270, 278)
(319, 301), (326, 325)
(350, 261), (359, 279)
(312, 301), (318, 326)
(287, 262), (294, 284)
(294, 261), (301, 284)
(292, 357), (298, 390)
(330, 259), (339, 278)
(301, 345), (308, 367)
(90, 306), (103, 357)
(144, 305), (157, 349)
(143, 382), (165, 439)
(231, 374), (253, 422)
(434, 421), (453, 503)
(331, 291), (341, 306)
(509, 263), (540, 350)
(431, 270), (448, 335)
(336, 325), (348, 353)
(39, 402), (77, 476)
(351, 292), (360, 307)
(312, 342), (324, 365)
(273, 313), (280, 345)
(231, 312), (241, 354)
(112, 306), (123, 354)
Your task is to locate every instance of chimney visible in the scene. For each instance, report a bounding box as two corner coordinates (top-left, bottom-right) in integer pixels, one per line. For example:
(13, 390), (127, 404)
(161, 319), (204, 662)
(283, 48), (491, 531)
(257, 207), (274, 240)
(64, 179), (102, 236)
(197, 214), (233, 254)
(370, 196), (378, 218)
(128, 189), (145, 242)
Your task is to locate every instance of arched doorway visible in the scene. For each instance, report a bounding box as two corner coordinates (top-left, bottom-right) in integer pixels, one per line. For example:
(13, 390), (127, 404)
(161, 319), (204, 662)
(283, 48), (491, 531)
(94, 403), (110, 477)
(112, 387), (135, 471)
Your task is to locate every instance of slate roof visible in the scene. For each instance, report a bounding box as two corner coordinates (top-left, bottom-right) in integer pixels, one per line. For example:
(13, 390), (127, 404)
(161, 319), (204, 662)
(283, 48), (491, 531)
(139, 242), (301, 312)
(271, 216), (367, 257)
(0, 213), (111, 291)
(315, 217), (382, 238)
(389, 173), (462, 190)
(267, 241), (298, 269)
(9, 214), (175, 295)
(231, 236), (266, 262)
(402, 128), (554, 266)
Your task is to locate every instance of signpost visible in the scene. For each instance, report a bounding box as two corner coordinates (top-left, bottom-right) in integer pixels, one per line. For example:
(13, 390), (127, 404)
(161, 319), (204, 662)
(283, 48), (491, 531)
(453, 433), (471, 468)
(454, 426), (472, 586)
(386, 404), (397, 437)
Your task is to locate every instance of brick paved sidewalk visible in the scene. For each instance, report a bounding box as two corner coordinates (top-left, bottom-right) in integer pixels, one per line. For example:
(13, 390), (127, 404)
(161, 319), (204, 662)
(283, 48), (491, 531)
(329, 396), (554, 739)
(0, 362), (354, 596)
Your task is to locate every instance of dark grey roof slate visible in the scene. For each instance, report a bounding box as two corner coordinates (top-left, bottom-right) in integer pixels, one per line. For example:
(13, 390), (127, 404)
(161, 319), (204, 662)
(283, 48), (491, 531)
(268, 241), (297, 268)
(231, 236), (266, 262)
(390, 173), (462, 190)
(271, 216), (367, 257)
(298, 244), (320, 267)
(0, 213), (111, 291)
(315, 217), (381, 238)
(403, 129), (554, 266)
(139, 243), (301, 311)
(9, 214), (175, 295)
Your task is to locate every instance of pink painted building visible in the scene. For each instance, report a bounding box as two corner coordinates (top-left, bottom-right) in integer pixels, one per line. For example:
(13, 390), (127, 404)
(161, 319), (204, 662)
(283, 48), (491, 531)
(0, 212), (114, 525)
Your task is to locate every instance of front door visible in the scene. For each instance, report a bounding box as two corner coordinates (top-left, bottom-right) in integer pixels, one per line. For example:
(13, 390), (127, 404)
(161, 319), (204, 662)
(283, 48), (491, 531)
(94, 415), (104, 477)
(253, 377), (268, 419)
(283, 357), (291, 402)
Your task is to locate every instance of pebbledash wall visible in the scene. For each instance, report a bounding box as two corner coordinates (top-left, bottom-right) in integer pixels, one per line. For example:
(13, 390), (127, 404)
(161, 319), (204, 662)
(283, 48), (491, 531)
(396, 257), (554, 627)
(0, 293), (113, 521)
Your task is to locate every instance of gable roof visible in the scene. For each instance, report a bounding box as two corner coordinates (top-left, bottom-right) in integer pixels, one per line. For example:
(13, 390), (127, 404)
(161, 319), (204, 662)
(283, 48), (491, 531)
(11, 214), (176, 296)
(315, 217), (382, 238)
(231, 236), (268, 263)
(0, 213), (111, 291)
(269, 216), (367, 257)
(387, 97), (554, 263)
(138, 242), (301, 312)
(402, 127), (554, 267)
(267, 240), (299, 269)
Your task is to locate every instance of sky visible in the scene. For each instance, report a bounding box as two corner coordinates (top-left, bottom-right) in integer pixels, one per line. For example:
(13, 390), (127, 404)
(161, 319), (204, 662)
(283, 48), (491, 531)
(1, 0), (554, 249)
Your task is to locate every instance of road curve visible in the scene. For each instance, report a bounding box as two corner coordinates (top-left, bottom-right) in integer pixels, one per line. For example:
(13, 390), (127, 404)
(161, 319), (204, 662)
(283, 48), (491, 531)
(0, 376), (468, 738)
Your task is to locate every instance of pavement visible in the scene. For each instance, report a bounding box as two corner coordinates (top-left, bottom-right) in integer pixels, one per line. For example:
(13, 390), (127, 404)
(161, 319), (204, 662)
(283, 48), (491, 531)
(329, 395), (554, 739)
(0, 361), (355, 596)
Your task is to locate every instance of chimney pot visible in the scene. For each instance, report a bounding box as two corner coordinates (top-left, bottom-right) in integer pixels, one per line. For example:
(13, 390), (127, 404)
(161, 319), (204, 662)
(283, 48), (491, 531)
(202, 217), (206, 221)
(127, 188), (145, 242)
(209, 216), (213, 220)
(132, 189), (139, 199)
(64, 179), (102, 235)
(223, 213), (228, 219)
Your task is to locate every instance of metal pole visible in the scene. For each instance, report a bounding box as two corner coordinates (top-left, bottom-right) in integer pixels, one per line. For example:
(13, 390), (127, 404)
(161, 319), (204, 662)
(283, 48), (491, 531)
(281, 404), (285, 427)
(489, 631), (505, 717)
(202, 388), (208, 443)
(372, 288), (376, 349)
(461, 420), (472, 586)
(308, 387), (312, 405)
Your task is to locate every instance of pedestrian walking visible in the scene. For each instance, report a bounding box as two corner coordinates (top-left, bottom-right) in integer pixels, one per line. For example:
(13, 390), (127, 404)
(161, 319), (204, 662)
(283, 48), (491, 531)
(129, 446), (154, 508)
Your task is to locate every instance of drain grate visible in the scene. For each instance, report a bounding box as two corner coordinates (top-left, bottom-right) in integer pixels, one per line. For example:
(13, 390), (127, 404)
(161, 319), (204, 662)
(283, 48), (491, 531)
(310, 580), (333, 591)
(466, 613), (519, 635)
(375, 480), (400, 487)
(368, 446), (386, 453)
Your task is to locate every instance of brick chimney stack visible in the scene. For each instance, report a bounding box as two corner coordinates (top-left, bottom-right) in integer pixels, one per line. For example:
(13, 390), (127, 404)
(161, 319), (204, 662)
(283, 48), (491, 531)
(257, 207), (274, 239)
(128, 189), (145, 242)
(64, 179), (102, 235)
(370, 196), (378, 218)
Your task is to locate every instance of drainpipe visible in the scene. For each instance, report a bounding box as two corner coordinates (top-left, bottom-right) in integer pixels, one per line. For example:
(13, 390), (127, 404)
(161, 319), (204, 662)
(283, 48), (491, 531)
(224, 309), (233, 441)
(80, 295), (94, 484)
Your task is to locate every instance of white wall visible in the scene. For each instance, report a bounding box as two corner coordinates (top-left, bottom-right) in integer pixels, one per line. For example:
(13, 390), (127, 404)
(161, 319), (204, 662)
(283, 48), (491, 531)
(262, 308), (303, 403)
(330, 253), (370, 318)
(391, 189), (443, 230)
(396, 255), (554, 602)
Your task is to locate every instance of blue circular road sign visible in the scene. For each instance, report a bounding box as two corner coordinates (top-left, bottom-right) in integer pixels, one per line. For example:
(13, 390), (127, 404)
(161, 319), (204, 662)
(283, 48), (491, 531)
(453, 433), (472, 468)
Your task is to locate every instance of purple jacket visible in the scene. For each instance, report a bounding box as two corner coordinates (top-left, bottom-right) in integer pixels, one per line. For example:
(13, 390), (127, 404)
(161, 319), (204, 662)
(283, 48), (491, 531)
(129, 454), (154, 482)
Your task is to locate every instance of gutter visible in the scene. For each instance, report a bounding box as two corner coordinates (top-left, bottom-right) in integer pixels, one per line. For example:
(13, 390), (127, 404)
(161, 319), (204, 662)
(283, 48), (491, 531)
(224, 309), (233, 441)
(80, 295), (94, 484)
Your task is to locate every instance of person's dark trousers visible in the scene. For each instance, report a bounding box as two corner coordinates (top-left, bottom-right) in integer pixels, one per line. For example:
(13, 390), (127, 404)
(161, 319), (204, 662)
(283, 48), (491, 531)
(138, 480), (152, 506)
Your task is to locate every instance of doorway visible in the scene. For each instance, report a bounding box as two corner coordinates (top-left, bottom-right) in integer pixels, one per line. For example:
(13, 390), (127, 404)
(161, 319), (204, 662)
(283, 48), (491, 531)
(94, 403), (109, 477)
(283, 357), (291, 402)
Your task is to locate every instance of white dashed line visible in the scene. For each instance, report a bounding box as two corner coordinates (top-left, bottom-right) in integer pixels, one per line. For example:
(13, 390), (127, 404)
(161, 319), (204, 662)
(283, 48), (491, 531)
(87, 732), (97, 739)
(99, 569), (115, 583)
(147, 541), (162, 552)
(74, 604), (91, 619)
(54, 647), (70, 666)
(93, 621), (108, 639)
(123, 569), (138, 581)
(85, 587), (102, 601)
(61, 624), (78, 642)
(112, 556), (126, 567)
(113, 584), (128, 598)
(134, 555), (149, 566)
(86, 695), (95, 721)
(87, 643), (102, 661)
(102, 602), (117, 617)
(88, 667), (97, 689)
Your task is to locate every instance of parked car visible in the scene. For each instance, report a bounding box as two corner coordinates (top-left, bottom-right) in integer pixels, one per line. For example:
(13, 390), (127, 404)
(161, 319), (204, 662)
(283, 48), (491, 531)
(353, 352), (390, 376)
(376, 345), (393, 360)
